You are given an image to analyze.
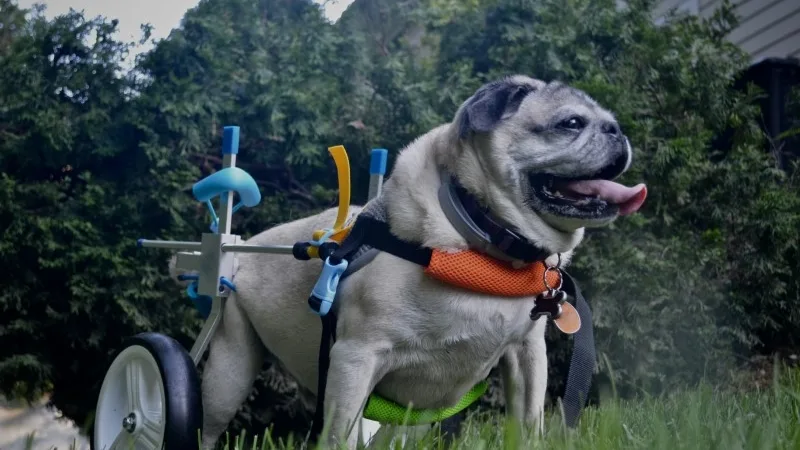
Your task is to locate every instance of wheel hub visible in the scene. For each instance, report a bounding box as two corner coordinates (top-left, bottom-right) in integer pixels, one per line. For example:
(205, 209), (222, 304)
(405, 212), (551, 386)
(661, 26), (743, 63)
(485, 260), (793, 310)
(122, 412), (137, 433)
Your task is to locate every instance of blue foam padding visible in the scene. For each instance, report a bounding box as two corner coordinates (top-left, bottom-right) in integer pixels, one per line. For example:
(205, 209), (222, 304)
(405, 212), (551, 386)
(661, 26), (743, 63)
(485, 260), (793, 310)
(192, 167), (262, 207)
(222, 126), (240, 155)
(370, 148), (388, 175)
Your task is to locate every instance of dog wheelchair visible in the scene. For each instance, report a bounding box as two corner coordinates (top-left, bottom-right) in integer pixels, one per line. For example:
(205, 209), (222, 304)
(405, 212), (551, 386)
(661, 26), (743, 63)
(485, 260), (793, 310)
(91, 125), (461, 449)
(92, 122), (598, 450)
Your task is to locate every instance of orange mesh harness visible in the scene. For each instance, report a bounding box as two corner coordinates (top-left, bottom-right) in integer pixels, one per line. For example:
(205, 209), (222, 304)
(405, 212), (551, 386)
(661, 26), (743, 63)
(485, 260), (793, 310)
(424, 249), (579, 334)
(424, 248), (561, 297)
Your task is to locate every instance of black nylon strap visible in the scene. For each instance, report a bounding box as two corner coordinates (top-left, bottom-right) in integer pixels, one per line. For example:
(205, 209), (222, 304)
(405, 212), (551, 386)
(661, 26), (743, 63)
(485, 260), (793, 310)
(310, 215), (432, 440)
(560, 271), (596, 428)
(452, 182), (551, 263)
(333, 215), (433, 267)
(309, 215), (382, 440)
(310, 312), (338, 439)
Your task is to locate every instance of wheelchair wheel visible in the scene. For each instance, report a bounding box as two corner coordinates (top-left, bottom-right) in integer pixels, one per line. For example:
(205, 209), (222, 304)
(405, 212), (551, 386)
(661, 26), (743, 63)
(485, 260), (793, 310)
(93, 332), (202, 450)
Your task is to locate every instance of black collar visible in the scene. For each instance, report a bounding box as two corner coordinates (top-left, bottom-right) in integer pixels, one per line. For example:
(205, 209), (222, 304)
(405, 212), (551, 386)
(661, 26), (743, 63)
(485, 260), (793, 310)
(451, 180), (551, 264)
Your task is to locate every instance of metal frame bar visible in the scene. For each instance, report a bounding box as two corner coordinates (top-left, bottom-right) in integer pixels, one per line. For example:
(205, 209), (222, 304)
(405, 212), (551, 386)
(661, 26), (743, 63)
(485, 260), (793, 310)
(221, 244), (294, 254)
(139, 240), (296, 255)
(138, 240), (203, 251)
(139, 139), (390, 367)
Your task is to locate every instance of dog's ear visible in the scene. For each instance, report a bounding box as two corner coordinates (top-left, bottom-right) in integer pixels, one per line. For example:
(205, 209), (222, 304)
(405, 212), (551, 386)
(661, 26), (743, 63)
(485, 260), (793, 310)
(458, 78), (538, 138)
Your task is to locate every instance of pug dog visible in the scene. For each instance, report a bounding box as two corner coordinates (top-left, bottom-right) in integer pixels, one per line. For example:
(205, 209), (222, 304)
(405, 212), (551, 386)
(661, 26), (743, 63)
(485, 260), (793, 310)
(190, 75), (647, 449)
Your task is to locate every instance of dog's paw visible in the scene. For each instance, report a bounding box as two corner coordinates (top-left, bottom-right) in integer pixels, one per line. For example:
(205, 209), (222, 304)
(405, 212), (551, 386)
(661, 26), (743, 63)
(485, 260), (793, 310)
(524, 408), (545, 438)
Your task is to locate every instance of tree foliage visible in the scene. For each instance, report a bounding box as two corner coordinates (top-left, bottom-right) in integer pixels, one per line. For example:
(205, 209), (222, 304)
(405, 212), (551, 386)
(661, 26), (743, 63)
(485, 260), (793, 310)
(1, 0), (798, 441)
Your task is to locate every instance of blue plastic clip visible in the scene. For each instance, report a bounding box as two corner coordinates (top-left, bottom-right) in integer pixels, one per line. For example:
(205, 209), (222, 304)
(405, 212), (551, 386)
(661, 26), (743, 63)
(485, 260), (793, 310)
(184, 280), (212, 319)
(308, 257), (348, 316)
(179, 275), (235, 318)
(219, 276), (237, 292)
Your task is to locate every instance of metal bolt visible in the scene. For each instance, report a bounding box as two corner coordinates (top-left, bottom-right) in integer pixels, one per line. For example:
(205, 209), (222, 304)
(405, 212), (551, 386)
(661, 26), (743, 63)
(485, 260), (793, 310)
(122, 413), (137, 433)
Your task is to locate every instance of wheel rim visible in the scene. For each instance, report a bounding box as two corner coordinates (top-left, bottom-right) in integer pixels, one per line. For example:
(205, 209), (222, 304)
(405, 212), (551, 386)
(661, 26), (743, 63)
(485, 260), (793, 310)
(94, 345), (167, 450)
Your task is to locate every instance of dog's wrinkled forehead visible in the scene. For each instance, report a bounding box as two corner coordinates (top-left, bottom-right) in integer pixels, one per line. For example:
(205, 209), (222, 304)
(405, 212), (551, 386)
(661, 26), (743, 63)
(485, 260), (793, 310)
(527, 82), (618, 129)
(457, 75), (617, 137)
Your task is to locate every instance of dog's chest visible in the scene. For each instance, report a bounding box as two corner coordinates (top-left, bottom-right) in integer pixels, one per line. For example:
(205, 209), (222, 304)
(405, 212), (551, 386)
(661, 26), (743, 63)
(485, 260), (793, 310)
(403, 289), (536, 349)
(340, 254), (540, 407)
(371, 290), (538, 408)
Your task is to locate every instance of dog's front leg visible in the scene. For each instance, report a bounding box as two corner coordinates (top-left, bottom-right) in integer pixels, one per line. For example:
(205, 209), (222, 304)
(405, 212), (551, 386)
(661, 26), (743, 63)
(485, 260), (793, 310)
(323, 339), (380, 449)
(499, 349), (524, 422)
(519, 318), (548, 434)
(501, 318), (548, 436)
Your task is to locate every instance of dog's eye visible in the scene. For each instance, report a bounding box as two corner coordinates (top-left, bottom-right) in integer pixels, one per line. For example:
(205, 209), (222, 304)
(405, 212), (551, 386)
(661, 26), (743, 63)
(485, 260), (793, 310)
(558, 117), (586, 130)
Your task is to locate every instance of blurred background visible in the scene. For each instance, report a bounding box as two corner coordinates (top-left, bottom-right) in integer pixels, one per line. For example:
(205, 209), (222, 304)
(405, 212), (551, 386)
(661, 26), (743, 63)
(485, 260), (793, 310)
(0, 0), (798, 448)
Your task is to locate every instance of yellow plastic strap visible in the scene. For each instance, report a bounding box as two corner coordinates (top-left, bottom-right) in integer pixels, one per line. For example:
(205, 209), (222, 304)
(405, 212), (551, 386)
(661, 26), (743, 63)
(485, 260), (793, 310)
(309, 145), (353, 251)
(329, 145), (350, 232)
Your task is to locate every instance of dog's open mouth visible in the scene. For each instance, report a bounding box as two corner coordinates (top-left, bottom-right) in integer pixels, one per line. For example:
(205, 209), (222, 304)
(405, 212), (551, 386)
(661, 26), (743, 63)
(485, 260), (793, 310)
(528, 174), (647, 219)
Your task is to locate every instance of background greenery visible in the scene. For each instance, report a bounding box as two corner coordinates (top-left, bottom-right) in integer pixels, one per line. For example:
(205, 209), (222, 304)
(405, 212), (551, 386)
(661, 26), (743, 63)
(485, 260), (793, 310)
(1, 0), (798, 442)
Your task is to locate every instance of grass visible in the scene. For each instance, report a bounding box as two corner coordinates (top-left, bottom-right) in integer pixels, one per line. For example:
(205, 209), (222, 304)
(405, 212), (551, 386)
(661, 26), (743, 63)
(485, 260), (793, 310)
(25, 365), (800, 450)
(214, 364), (800, 450)
(19, 431), (82, 450)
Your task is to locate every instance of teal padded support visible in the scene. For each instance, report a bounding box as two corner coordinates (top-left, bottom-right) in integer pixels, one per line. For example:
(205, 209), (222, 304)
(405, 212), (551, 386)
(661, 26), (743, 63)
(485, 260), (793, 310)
(192, 167), (261, 208)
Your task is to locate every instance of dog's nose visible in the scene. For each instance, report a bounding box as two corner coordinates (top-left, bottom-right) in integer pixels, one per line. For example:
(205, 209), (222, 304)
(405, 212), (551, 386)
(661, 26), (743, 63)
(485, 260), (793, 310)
(601, 121), (620, 136)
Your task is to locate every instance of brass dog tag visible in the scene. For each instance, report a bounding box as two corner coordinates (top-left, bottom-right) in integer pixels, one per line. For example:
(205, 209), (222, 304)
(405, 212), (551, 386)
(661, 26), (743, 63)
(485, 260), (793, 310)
(553, 301), (581, 334)
(529, 254), (580, 334)
(530, 290), (581, 335)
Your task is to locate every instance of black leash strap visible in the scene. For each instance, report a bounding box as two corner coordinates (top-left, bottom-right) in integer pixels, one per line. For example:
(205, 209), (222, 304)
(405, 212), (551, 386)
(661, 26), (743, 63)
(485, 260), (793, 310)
(308, 218), (371, 439)
(354, 216), (433, 266)
(310, 312), (337, 438)
(560, 271), (596, 428)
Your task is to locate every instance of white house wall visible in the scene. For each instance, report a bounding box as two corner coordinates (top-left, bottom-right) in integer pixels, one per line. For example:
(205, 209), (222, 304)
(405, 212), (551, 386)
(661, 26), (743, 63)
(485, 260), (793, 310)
(655, 0), (800, 62)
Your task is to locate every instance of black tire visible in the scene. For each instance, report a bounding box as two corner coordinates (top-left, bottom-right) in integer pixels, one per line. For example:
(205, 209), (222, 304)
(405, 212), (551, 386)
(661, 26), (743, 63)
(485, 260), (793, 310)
(92, 332), (203, 450)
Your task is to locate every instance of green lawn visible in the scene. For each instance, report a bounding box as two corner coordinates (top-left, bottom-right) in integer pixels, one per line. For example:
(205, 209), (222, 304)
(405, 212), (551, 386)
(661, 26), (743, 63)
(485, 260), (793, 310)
(28, 365), (799, 450)
(217, 364), (800, 450)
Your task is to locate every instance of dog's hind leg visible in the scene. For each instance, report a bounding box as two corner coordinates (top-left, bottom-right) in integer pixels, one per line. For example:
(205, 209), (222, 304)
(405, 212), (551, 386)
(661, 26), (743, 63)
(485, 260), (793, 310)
(200, 295), (265, 450)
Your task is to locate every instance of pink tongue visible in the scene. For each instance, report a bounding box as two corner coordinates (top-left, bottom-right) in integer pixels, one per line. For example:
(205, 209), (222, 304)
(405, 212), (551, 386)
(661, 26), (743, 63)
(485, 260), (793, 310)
(562, 180), (647, 215)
